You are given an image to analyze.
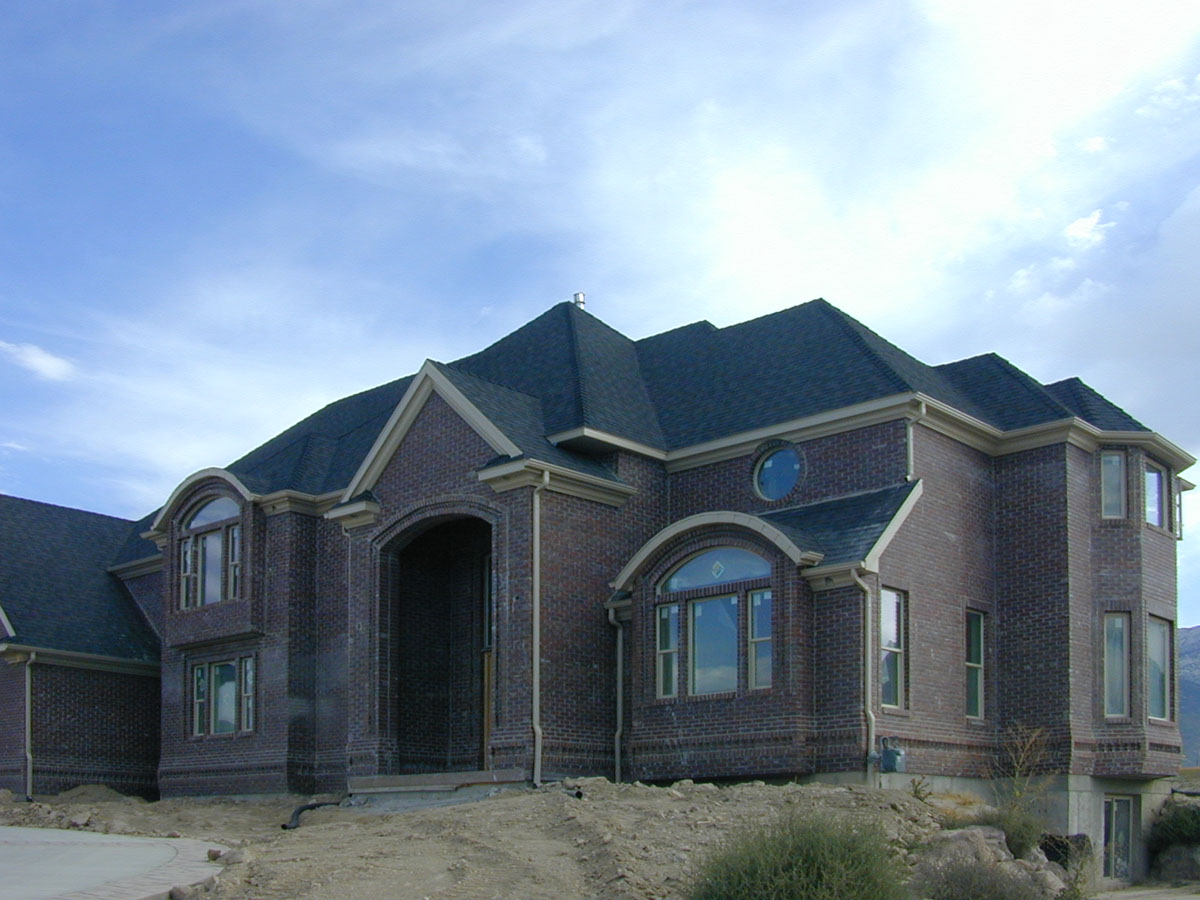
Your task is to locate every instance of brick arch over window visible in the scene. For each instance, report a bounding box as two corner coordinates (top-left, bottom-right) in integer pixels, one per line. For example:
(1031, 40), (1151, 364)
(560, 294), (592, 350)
(371, 497), (506, 555)
(610, 511), (821, 593)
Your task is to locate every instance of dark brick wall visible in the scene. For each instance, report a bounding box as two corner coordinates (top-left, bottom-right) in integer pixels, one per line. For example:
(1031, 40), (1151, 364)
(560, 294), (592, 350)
(30, 663), (159, 797)
(0, 659), (25, 794)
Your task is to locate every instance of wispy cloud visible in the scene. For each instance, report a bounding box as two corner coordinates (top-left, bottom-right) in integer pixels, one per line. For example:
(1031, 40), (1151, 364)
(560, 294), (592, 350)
(0, 340), (76, 381)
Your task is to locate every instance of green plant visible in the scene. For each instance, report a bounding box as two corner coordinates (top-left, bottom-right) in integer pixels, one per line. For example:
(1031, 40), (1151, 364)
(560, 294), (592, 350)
(687, 813), (908, 900)
(910, 857), (1042, 900)
(1146, 800), (1200, 856)
(909, 775), (932, 804)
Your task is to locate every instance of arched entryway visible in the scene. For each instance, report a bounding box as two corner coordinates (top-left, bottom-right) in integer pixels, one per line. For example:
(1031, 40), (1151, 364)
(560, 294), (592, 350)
(382, 516), (493, 774)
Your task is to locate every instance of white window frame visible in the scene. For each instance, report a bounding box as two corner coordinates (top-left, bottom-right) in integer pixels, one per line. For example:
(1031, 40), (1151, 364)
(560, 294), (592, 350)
(966, 610), (984, 719)
(1148, 616), (1172, 721)
(191, 656), (256, 736)
(1100, 450), (1126, 519)
(1145, 461), (1166, 528)
(178, 498), (242, 610)
(655, 603), (679, 699)
(1103, 795), (1134, 880)
(1104, 613), (1130, 718)
(749, 589), (772, 690)
(880, 588), (907, 709)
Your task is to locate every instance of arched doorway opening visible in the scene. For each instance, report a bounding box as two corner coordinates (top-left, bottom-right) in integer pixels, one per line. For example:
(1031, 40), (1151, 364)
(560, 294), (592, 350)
(383, 516), (493, 774)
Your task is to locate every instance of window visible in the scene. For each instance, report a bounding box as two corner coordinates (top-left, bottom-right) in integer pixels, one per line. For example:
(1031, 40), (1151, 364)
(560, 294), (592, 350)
(179, 497), (242, 608)
(1148, 617), (1172, 721)
(690, 595), (738, 694)
(966, 610), (984, 719)
(656, 604), (679, 698)
(1104, 613), (1130, 717)
(749, 589), (772, 689)
(1103, 795), (1133, 880)
(880, 588), (906, 708)
(1100, 451), (1126, 518)
(191, 656), (255, 736)
(657, 546), (772, 697)
(755, 447), (802, 500)
(1145, 461), (1166, 527)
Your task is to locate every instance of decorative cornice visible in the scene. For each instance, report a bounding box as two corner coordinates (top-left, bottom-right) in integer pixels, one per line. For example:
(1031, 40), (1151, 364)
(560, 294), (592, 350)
(664, 395), (925, 473)
(147, 468), (256, 537)
(324, 498), (382, 532)
(478, 458), (638, 507)
(108, 554), (163, 579)
(342, 361), (523, 502)
(547, 427), (668, 461)
(257, 489), (343, 517)
(610, 510), (825, 592)
(0, 643), (159, 677)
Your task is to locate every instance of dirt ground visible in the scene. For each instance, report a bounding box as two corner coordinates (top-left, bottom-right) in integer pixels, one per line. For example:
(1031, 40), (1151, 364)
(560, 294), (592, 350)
(0, 778), (952, 900)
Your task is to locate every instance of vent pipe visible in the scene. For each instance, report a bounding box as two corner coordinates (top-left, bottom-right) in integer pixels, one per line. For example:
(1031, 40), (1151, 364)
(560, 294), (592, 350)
(572, 292), (585, 309)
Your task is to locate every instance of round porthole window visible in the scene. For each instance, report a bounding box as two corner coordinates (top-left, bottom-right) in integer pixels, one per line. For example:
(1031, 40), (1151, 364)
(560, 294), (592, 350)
(755, 447), (801, 500)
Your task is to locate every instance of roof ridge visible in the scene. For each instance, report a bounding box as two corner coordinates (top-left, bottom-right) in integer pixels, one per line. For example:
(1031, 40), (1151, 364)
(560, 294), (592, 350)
(974, 353), (1075, 421)
(564, 304), (588, 424)
(809, 300), (912, 394)
(439, 359), (545, 405)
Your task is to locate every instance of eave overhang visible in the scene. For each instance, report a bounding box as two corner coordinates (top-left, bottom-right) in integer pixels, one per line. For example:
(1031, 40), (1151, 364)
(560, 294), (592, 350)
(478, 458), (637, 507)
(547, 427), (667, 461)
(108, 555), (163, 579)
(323, 497), (383, 531)
(0, 642), (159, 677)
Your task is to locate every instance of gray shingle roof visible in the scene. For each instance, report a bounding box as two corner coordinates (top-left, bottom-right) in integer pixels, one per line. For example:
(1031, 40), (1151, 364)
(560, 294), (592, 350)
(761, 482), (920, 567)
(1, 495), (159, 661)
(1044, 377), (1148, 432)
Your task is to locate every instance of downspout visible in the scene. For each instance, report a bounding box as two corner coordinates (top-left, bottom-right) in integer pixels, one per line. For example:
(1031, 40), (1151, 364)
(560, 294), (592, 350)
(607, 604), (625, 783)
(531, 469), (549, 786)
(851, 569), (876, 784)
(24, 650), (36, 800)
(906, 401), (926, 482)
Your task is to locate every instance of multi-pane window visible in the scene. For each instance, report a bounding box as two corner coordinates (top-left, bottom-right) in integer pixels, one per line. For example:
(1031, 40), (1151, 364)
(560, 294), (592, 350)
(1103, 796), (1133, 879)
(1148, 616), (1172, 721)
(191, 657), (255, 736)
(1145, 462), (1166, 527)
(179, 497), (242, 609)
(966, 610), (984, 719)
(1100, 451), (1126, 519)
(880, 588), (906, 708)
(656, 547), (773, 698)
(749, 589), (772, 689)
(690, 595), (738, 694)
(1104, 613), (1130, 717)
(656, 604), (679, 698)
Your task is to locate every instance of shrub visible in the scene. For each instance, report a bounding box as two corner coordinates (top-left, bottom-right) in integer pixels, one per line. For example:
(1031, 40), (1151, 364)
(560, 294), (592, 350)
(910, 857), (1043, 900)
(687, 814), (908, 900)
(1146, 801), (1200, 856)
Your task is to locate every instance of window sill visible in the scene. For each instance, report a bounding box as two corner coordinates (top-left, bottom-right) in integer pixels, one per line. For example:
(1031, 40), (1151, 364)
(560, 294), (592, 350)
(966, 716), (987, 725)
(880, 705), (910, 717)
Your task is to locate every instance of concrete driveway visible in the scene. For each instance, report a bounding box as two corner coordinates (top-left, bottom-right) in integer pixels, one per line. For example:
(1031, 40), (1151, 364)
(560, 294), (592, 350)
(0, 826), (224, 900)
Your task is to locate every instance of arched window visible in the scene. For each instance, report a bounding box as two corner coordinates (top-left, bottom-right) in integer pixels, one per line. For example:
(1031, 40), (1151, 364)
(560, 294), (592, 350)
(656, 547), (773, 697)
(179, 497), (242, 608)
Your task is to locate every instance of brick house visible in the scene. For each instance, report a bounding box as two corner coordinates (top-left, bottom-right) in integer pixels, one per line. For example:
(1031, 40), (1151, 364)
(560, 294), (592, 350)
(0, 298), (1191, 880)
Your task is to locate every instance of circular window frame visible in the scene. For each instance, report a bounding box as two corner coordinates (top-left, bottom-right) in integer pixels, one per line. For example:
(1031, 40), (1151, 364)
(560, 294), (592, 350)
(753, 444), (804, 502)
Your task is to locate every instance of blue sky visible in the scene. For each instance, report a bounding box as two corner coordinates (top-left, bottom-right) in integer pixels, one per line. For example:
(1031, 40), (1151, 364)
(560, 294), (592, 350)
(2, 2), (1200, 619)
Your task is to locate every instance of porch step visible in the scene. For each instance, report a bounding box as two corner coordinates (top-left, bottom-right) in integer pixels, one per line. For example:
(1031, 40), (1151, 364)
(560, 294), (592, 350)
(347, 767), (526, 796)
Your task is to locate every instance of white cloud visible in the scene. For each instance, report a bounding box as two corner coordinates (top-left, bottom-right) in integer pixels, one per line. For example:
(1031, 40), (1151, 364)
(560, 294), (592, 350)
(1080, 136), (1108, 153)
(1063, 210), (1113, 250)
(0, 340), (76, 381)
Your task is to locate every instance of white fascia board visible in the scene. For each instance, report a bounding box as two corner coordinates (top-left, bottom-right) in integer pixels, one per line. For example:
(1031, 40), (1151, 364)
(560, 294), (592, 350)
(0, 603), (13, 639)
(342, 361), (522, 502)
(148, 468), (257, 534)
(107, 555), (163, 579)
(609, 510), (825, 592)
(863, 479), (924, 571)
(0, 643), (159, 677)
(546, 427), (668, 460)
(478, 458), (638, 507)
(257, 489), (343, 517)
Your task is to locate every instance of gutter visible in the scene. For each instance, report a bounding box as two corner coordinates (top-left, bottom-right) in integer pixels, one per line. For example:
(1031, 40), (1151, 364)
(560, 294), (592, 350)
(851, 569), (877, 784)
(531, 469), (549, 786)
(24, 650), (36, 799)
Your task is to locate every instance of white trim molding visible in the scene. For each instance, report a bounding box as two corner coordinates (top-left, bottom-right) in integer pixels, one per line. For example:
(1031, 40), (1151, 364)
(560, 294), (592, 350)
(108, 555), (163, 579)
(324, 497), (383, 532)
(258, 489), (343, 517)
(0, 642), (160, 677)
(148, 468), (256, 534)
(0, 603), (14, 639)
(803, 481), (924, 589)
(342, 361), (522, 502)
(610, 511), (825, 592)
(478, 458), (638, 507)
(547, 426), (668, 461)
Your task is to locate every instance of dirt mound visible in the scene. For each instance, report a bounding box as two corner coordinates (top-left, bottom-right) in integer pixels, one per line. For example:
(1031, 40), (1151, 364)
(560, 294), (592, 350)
(56, 784), (134, 803)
